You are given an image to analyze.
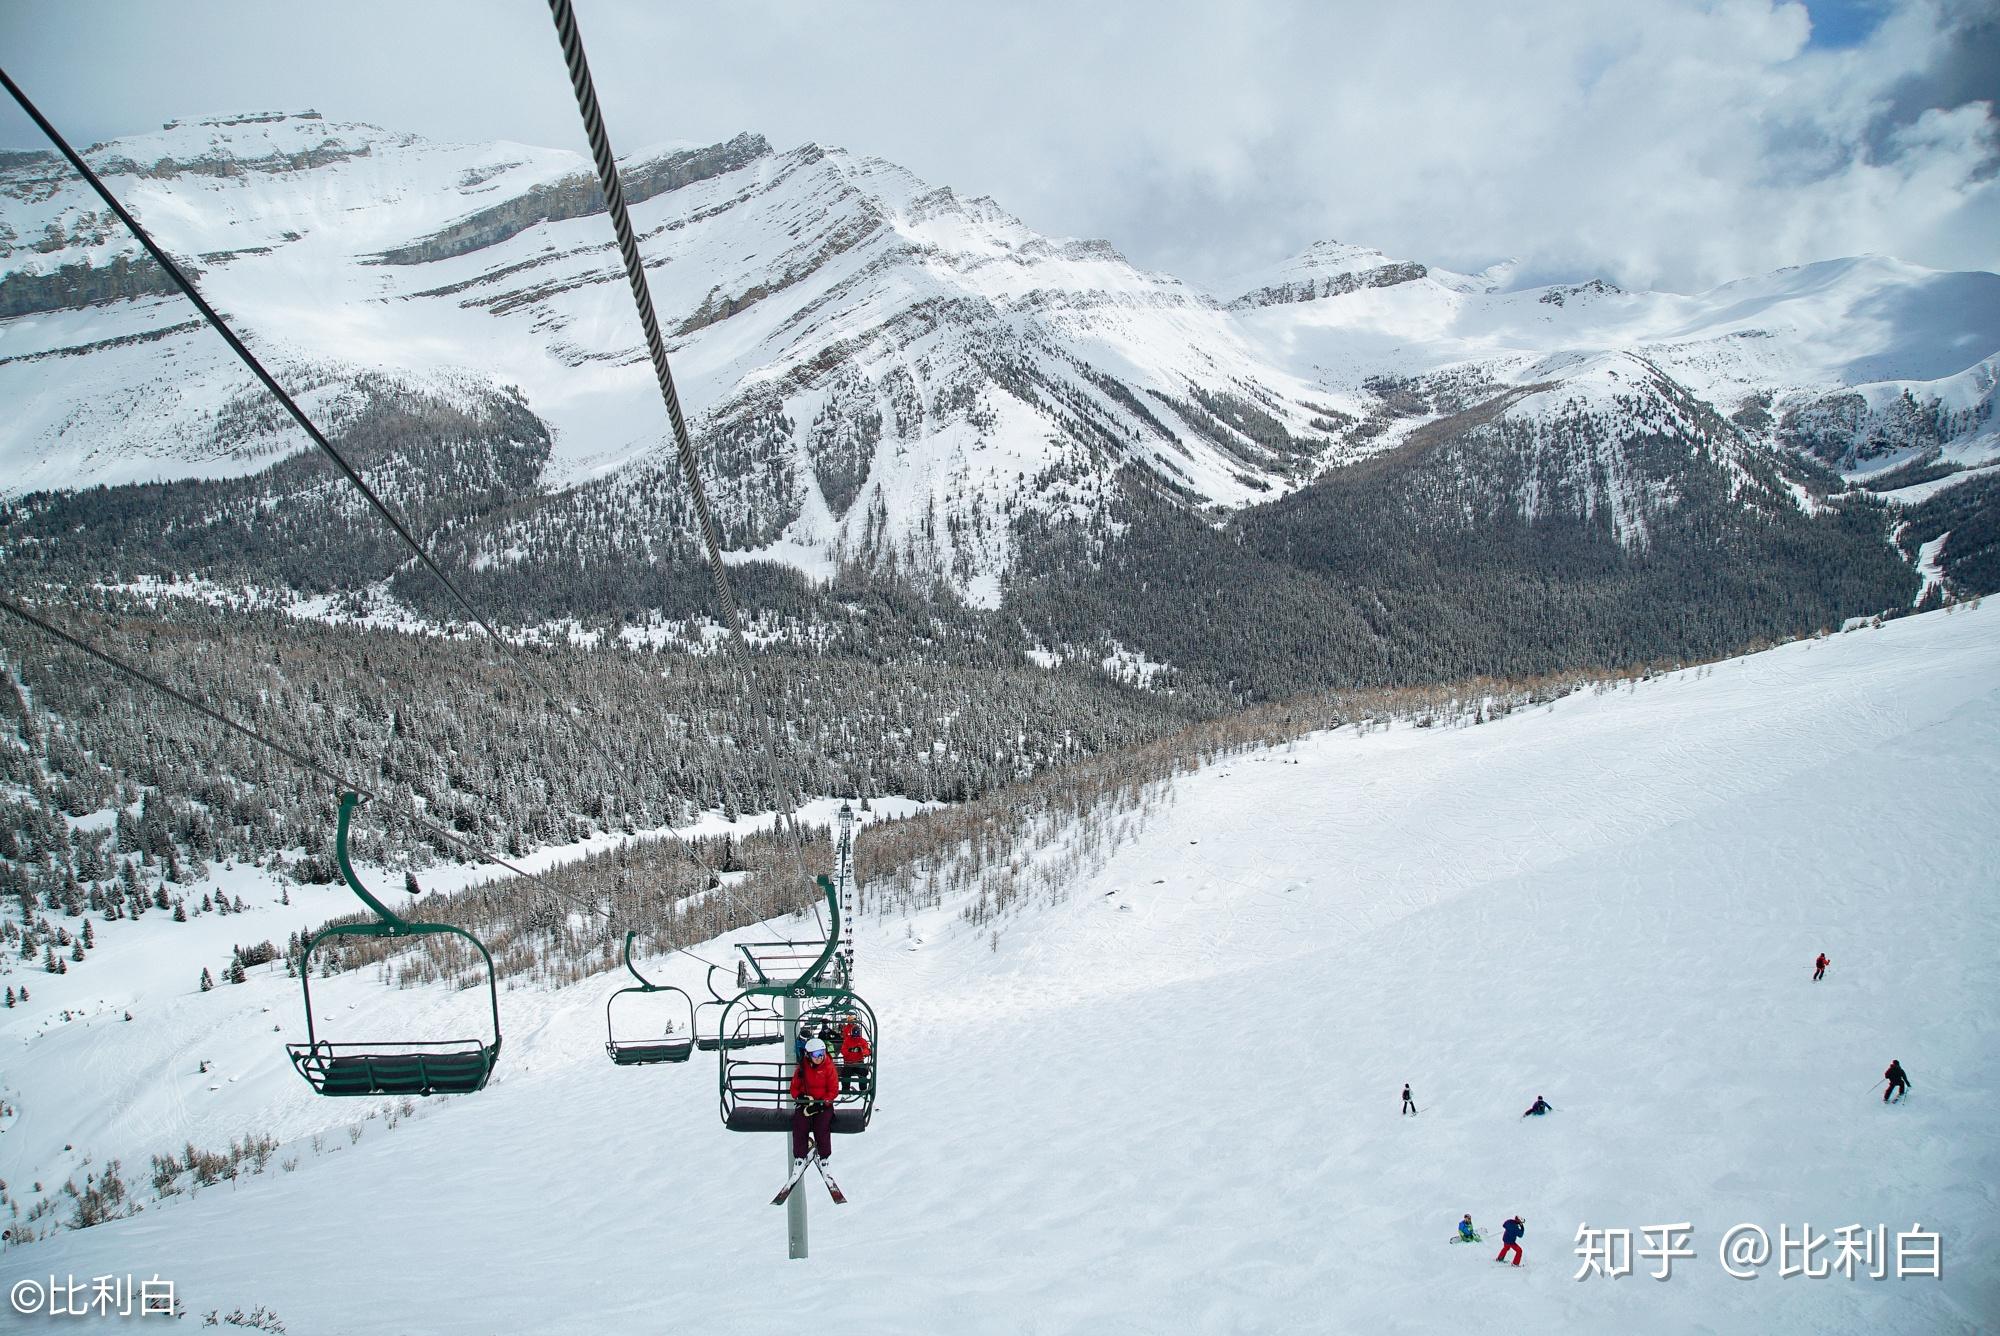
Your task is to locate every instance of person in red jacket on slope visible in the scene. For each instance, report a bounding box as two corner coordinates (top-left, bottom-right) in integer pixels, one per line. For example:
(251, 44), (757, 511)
(1813, 952), (1829, 981)
(790, 1035), (841, 1163)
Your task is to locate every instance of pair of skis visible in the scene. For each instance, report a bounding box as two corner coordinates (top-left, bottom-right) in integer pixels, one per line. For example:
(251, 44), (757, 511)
(772, 1154), (846, 1206)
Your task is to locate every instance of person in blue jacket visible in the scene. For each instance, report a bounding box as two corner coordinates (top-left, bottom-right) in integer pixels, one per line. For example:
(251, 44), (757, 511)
(1522, 1095), (1552, 1117)
(1496, 1215), (1526, 1266)
(1458, 1214), (1478, 1242)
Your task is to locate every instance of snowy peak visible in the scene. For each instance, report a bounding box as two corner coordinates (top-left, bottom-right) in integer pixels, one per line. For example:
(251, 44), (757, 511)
(1533, 277), (1622, 308)
(1227, 239), (1430, 309)
(85, 111), (415, 179)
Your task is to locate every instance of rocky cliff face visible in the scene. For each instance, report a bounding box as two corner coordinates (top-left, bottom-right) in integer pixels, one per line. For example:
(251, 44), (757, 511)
(373, 133), (771, 266)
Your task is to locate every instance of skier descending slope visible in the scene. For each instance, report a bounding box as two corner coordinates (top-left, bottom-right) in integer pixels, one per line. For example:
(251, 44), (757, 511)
(1814, 952), (1830, 981)
(1495, 1215), (1526, 1267)
(1883, 1059), (1911, 1103)
(1402, 1083), (1417, 1115)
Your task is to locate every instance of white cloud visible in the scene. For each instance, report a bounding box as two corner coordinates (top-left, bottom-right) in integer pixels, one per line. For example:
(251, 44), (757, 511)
(1, 0), (1993, 292)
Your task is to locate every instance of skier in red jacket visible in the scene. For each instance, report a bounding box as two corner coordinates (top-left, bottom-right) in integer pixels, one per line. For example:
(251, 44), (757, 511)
(1813, 952), (1829, 981)
(836, 1013), (874, 1094)
(790, 1035), (841, 1162)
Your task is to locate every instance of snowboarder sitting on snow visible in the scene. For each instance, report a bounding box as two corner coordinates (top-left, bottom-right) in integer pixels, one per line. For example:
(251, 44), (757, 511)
(1496, 1215), (1526, 1266)
(1813, 952), (1829, 982)
(1883, 1059), (1910, 1103)
(1458, 1214), (1478, 1242)
(791, 1036), (841, 1163)
(1522, 1095), (1552, 1117)
(836, 1012), (873, 1094)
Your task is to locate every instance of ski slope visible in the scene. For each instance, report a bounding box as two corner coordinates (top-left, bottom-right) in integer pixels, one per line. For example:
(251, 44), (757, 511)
(6, 604), (1999, 1333)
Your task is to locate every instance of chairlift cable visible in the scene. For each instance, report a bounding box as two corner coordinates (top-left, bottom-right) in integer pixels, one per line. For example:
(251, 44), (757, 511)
(545, 0), (829, 935)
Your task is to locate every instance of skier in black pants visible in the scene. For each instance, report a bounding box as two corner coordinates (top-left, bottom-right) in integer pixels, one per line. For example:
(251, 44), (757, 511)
(1402, 1083), (1417, 1116)
(1883, 1059), (1910, 1103)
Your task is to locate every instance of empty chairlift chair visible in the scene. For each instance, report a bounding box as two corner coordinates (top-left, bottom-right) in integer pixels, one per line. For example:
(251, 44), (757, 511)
(718, 875), (877, 1136)
(605, 931), (696, 1065)
(287, 794), (503, 1098)
(694, 964), (786, 1052)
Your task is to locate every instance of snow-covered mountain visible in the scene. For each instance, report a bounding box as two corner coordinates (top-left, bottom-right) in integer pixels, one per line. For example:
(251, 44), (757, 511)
(4, 110), (1997, 608)
(0, 112), (1349, 605)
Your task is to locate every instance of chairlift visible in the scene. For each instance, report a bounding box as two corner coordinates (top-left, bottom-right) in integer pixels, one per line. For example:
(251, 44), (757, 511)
(286, 794), (502, 1097)
(694, 963), (786, 1052)
(718, 875), (876, 1135)
(605, 931), (695, 1065)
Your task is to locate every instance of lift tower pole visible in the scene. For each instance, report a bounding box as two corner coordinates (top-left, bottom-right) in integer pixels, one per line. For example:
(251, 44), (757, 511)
(785, 992), (806, 1259)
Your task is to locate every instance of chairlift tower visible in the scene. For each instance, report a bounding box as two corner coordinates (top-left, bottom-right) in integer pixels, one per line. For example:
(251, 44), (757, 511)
(833, 801), (857, 987)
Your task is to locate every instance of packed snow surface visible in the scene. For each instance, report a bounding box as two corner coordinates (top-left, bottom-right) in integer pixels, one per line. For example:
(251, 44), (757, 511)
(5, 605), (1998, 1332)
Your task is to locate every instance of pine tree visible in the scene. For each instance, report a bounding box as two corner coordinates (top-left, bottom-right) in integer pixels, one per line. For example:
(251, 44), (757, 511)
(199, 967), (213, 992)
(81, 921), (94, 949)
(70, 939), (83, 963)
(200, 894), (212, 913)
(227, 961), (246, 985)
(173, 900), (187, 924)
(4, 986), (13, 1007)
(44, 946), (59, 974)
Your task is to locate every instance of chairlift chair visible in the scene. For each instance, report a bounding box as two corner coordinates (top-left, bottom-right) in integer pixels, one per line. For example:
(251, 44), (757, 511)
(286, 794), (502, 1097)
(693, 963), (786, 1052)
(605, 931), (696, 1065)
(718, 875), (877, 1135)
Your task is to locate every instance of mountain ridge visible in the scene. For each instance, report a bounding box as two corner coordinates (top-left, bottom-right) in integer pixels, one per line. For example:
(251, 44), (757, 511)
(2, 110), (1995, 656)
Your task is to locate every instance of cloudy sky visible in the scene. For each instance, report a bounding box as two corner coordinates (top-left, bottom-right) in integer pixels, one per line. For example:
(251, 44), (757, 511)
(2, 0), (1995, 293)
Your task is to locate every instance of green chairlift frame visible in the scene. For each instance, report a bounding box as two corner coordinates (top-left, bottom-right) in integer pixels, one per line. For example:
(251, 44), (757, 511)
(286, 794), (503, 1097)
(718, 875), (877, 1135)
(694, 964), (786, 1052)
(605, 931), (696, 1065)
